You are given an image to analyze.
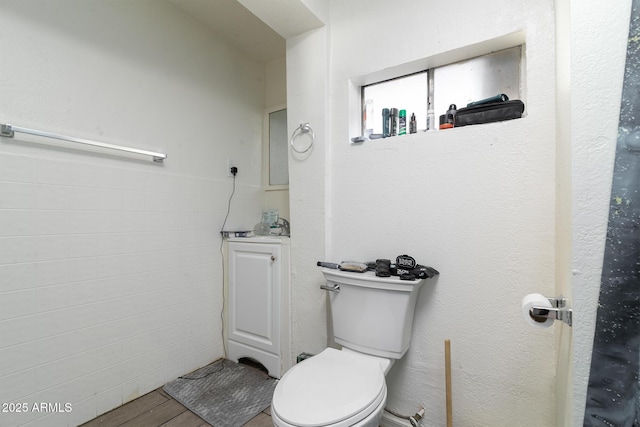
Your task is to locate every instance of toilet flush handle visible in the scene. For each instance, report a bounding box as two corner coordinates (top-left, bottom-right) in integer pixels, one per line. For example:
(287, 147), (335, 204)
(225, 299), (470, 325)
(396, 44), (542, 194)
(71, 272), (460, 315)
(320, 283), (340, 293)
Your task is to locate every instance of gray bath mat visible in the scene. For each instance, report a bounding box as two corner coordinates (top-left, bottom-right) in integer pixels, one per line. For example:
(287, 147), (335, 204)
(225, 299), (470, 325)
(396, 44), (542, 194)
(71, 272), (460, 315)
(163, 359), (277, 427)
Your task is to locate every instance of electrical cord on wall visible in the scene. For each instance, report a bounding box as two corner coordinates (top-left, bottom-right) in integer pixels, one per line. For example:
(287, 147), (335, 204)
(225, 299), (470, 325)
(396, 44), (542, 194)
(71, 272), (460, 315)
(219, 169), (237, 360)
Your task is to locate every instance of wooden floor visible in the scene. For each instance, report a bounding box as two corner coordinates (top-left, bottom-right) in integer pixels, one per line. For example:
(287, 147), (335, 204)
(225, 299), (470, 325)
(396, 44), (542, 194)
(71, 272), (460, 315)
(80, 386), (273, 427)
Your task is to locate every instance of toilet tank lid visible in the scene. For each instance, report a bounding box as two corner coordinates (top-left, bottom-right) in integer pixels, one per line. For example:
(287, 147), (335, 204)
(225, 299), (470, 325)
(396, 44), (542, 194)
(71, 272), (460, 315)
(321, 268), (425, 292)
(272, 348), (385, 426)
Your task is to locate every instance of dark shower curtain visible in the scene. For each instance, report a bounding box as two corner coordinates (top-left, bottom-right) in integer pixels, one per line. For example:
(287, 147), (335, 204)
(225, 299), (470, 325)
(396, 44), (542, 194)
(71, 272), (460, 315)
(583, 2), (640, 426)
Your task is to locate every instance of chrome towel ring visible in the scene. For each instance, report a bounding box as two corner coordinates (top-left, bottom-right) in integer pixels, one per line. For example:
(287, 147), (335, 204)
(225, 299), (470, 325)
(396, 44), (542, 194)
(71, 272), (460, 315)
(290, 123), (314, 154)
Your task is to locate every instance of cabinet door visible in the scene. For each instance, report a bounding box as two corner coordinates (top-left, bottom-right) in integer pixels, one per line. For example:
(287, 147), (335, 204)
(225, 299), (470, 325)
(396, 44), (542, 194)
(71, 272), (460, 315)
(228, 242), (281, 355)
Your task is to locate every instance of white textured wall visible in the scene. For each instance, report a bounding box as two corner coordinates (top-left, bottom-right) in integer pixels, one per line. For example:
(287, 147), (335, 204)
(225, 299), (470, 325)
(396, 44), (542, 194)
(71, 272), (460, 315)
(286, 25), (330, 359)
(266, 57), (288, 108)
(570, 1), (632, 425)
(288, 0), (561, 425)
(0, 2), (264, 426)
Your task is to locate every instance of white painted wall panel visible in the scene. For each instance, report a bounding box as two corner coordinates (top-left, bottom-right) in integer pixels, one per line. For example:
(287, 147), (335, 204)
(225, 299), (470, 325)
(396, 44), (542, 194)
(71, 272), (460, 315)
(0, 1), (264, 425)
(287, 0), (560, 425)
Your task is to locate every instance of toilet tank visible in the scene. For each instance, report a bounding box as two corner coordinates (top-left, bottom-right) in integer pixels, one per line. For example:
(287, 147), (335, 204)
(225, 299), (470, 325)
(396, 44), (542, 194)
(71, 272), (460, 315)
(320, 268), (426, 359)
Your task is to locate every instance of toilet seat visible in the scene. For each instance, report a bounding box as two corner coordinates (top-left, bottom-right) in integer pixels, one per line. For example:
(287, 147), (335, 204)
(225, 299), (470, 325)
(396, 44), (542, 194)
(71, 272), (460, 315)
(272, 348), (387, 427)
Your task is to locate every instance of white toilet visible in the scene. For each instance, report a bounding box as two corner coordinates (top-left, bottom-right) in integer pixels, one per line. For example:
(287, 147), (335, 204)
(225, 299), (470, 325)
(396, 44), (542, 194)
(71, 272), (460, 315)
(271, 268), (426, 427)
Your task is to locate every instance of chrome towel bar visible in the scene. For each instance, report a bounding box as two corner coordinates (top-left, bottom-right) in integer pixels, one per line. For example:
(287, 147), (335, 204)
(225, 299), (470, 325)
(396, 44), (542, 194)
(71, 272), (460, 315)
(1, 123), (167, 163)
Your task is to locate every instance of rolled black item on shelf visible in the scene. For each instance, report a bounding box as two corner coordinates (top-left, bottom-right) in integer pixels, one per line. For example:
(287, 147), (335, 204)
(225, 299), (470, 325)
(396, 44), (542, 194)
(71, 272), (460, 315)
(466, 93), (509, 107)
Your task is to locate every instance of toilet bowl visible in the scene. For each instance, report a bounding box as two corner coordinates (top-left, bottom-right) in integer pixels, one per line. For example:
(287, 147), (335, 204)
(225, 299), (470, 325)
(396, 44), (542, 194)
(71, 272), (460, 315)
(271, 348), (389, 427)
(272, 269), (427, 427)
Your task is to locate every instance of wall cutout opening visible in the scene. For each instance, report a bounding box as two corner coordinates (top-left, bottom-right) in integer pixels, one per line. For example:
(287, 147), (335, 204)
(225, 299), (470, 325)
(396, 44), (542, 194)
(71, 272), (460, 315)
(359, 45), (524, 137)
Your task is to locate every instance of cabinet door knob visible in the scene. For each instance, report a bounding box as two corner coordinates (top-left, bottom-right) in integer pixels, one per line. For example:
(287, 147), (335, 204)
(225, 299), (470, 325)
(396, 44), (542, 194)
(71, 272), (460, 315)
(271, 255), (276, 261)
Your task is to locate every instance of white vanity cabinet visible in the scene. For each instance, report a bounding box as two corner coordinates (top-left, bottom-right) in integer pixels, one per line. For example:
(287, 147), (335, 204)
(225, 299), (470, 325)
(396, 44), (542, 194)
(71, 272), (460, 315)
(226, 236), (291, 378)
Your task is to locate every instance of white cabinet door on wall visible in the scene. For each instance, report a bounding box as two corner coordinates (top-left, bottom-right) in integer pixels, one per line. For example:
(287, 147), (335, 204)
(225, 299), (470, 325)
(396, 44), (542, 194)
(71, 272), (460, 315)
(227, 237), (290, 378)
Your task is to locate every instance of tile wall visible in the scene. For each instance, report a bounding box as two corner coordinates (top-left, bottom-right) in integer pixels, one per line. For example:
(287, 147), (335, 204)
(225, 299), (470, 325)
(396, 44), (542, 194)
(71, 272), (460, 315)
(0, 151), (261, 426)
